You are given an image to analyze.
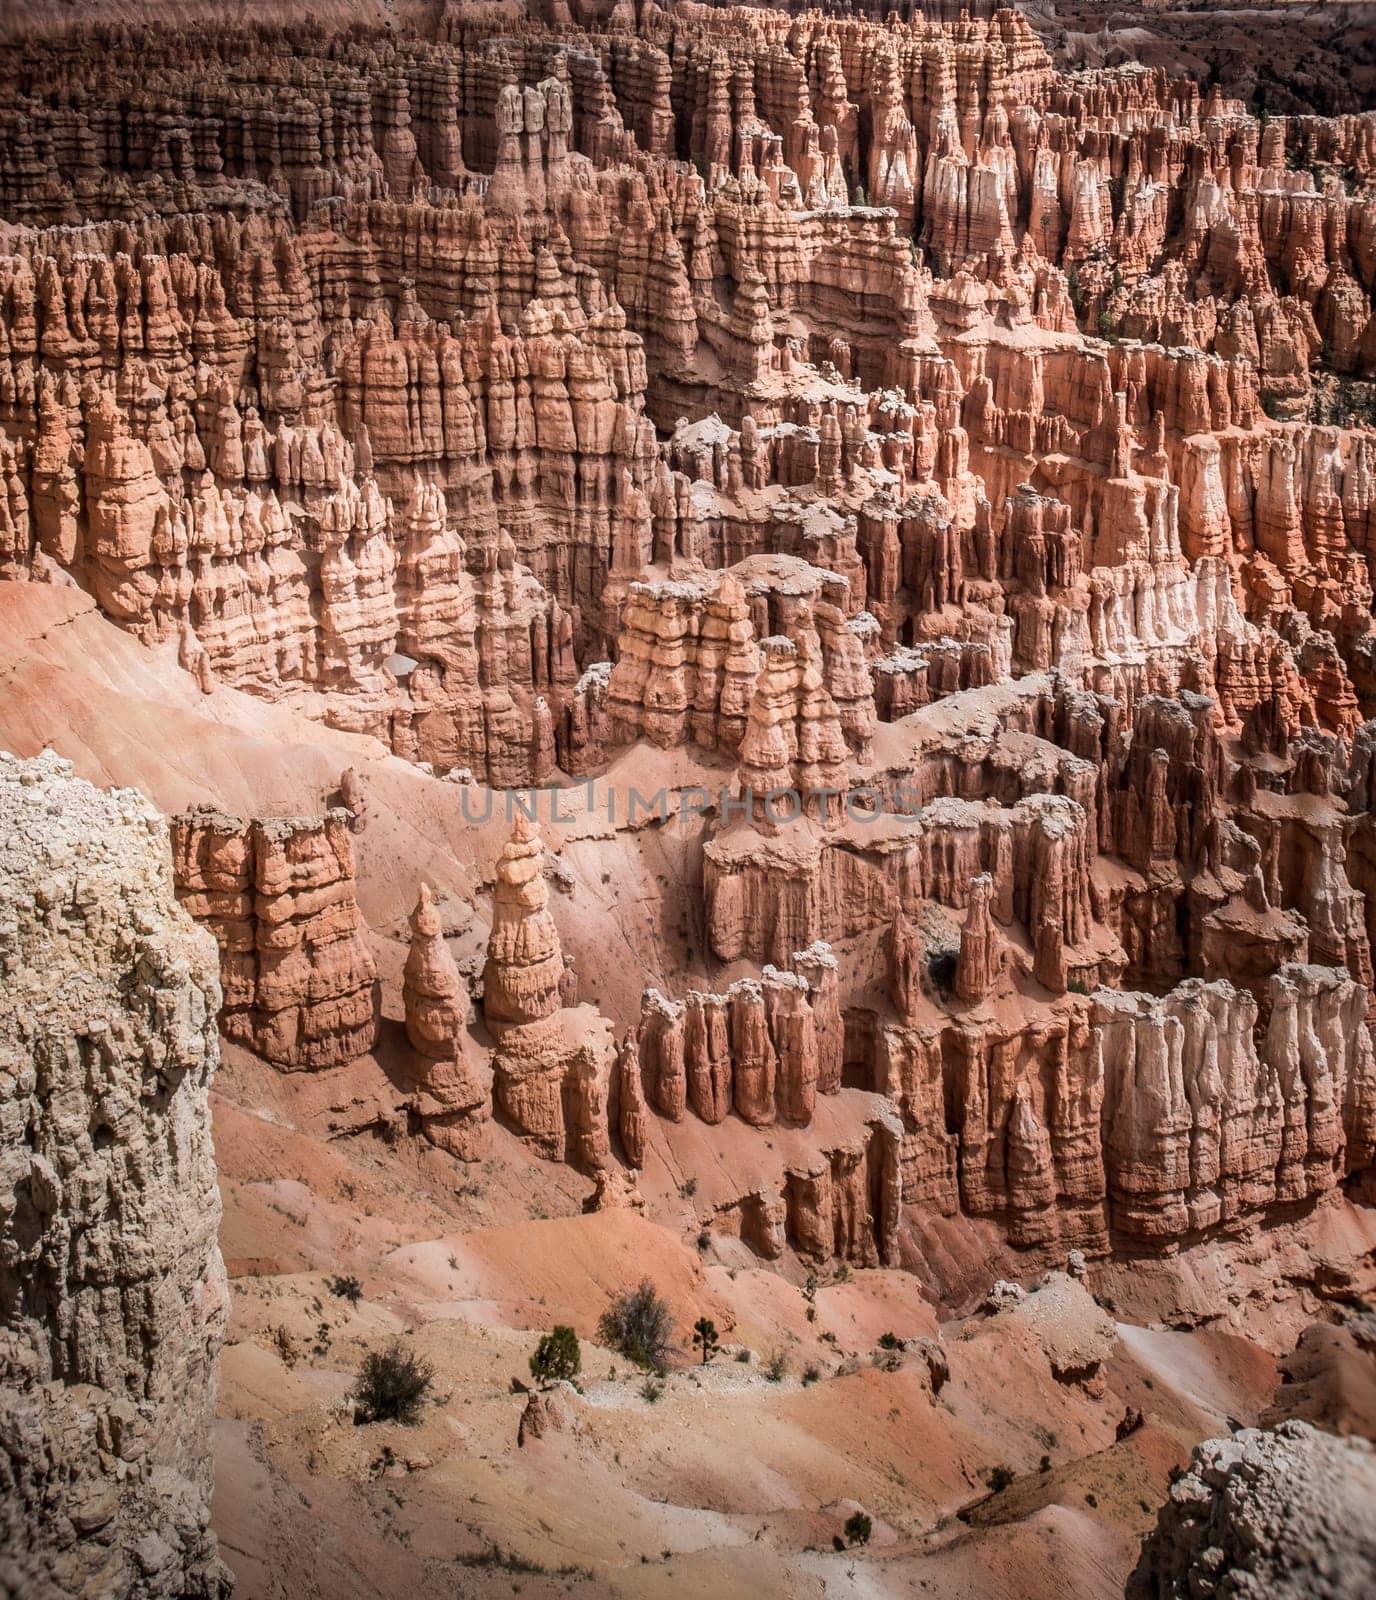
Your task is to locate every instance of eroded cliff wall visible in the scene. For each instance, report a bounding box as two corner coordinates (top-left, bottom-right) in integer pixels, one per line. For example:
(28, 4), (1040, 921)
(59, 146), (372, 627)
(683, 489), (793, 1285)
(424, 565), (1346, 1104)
(0, 750), (230, 1600)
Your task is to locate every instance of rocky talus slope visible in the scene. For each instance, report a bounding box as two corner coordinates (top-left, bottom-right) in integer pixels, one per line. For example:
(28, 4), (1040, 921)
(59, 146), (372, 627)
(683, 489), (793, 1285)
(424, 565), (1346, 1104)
(0, 750), (229, 1600)
(1129, 1418), (1376, 1598)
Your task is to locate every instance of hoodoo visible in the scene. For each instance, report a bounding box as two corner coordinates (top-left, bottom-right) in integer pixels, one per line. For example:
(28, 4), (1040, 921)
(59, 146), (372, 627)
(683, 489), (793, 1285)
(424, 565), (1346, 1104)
(2, 0), (1376, 1594)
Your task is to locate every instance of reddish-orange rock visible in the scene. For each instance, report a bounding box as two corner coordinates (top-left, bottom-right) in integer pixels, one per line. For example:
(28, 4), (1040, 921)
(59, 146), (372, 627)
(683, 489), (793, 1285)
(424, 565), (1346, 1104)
(171, 807), (377, 1071)
(615, 1029), (648, 1169)
(403, 883), (469, 1059)
(6, 0), (1376, 1300)
(482, 816), (565, 1034)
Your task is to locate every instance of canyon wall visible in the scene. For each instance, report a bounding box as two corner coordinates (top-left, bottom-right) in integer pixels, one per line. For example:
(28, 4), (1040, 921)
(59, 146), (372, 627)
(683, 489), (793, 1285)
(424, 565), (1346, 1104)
(2, 0), (1375, 1279)
(1, 6), (1374, 786)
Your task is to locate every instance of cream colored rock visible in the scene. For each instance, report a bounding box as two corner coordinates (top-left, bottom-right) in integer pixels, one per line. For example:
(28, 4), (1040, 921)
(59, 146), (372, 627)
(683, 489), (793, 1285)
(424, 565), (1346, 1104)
(0, 752), (229, 1600)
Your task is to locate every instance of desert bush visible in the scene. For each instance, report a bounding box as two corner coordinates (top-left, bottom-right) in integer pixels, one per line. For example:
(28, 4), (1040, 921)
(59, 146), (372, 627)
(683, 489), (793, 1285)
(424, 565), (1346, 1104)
(355, 1340), (434, 1425)
(844, 1511), (872, 1546)
(598, 1280), (674, 1374)
(328, 1274), (363, 1304)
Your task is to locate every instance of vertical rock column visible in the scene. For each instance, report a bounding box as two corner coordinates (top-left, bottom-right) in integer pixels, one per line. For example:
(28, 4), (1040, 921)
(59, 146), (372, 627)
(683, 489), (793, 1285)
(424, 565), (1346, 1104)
(403, 883), (487, 1160)
(955, 873), (1002, 1002)
(171, 805), (378, 1070)
(481, 813), (564, 1032)
(484, 819), (615, 1170)
(616, 1030), (648, 1168)
(793, 941), (843, 1094)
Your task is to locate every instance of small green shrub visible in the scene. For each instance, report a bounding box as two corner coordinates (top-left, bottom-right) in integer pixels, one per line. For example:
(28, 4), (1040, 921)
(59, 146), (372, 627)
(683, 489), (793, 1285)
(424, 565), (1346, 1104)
(355, 1340), (434, 1425)
(692, 1316), (720, 1364)
(599, 1281), (675, 1374)
(987, 1465), (1016, 1494)
(764, 1348), (788, 1383)
(328, 1274), (362, 1303)
(877, 1331), (902, 1351)
(844, 1511), (872, 1547)
(529, 1325), (580, 1387)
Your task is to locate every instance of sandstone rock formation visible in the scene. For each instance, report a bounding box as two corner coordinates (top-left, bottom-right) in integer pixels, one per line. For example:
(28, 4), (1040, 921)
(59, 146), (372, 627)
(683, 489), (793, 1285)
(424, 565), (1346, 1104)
(0, 0), (1371, 1259)
(0, 751), (229, 1600)
(1129, 1420), (1376, 1599)
(0, 2), (1370, 794)
(402, 881), (487, 1159)
(636, 951), (842, 1132)
(3, 2), (1376, 1591)
(403, 881), (469, 1059)
(485, 818), (614, 1171)
(171, 806), (378, 1071)
(2, 0), (1376, 1449)
(483, 814), (566, 1035)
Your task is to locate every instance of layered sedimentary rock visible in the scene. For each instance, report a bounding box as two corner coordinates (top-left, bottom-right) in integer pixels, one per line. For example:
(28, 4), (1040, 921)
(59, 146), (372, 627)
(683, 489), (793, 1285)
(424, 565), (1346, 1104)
(404, 882), (469, 1058)
(484, 819), (613, 1172)
(6, 15), (1376, 1600)
(777, 1111), (903, 1268)
(1095, 967), (1376, 1245)
(716, 1106), (903, 1269)
(0, 751), (229, 1600)
(403, 882), (487, 1159)
(636, 947), (843, 1130)
(482, 813), (567, 1034)
(3, 0), (1376, 1281)
(2, 1), (1373, 797)
(170, 806), (378, 1071)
